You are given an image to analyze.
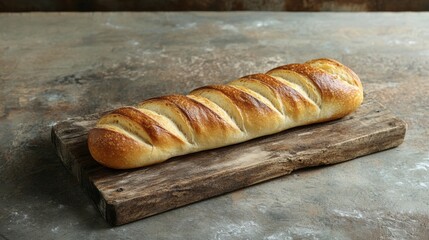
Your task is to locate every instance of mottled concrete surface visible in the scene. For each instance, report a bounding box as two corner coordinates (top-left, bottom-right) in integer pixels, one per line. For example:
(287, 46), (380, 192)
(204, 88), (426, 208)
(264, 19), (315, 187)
(0, 12), (428, 239)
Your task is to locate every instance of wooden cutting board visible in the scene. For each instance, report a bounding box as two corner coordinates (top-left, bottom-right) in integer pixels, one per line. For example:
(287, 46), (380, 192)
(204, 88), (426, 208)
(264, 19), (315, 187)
(51, 98), (406, 226)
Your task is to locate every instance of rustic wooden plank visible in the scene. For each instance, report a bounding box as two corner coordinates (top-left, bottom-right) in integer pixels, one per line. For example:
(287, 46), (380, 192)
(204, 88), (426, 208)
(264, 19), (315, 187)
(51, 98), (406, 225)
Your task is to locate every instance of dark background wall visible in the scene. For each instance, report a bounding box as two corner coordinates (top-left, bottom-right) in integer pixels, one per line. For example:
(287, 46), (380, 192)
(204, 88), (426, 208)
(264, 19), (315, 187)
(1, 0), (429, 12)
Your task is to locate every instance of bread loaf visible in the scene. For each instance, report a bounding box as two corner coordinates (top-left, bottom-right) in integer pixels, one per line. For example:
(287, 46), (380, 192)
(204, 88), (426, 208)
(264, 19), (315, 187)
(88, 58), (363, 169)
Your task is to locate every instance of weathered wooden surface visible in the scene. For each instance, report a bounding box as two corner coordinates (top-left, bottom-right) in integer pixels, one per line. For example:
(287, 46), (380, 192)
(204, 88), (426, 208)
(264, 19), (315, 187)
(1, 12), (429, 239)
(52, 98), (406, 225)
(1, 0), (428, 12)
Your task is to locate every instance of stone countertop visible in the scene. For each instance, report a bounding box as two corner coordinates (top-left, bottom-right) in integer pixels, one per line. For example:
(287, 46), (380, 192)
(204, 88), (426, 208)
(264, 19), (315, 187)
(0, 12), (428, 239)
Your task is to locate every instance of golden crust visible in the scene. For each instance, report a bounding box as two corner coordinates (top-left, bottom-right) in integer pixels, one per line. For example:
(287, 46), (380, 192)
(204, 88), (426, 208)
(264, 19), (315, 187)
(232, 73), (320, 122)
(88, 58), (363, 169)
(191, 85), (284, 136)
(109, 106), (185, 146)
(88, 128), (152, 169)
(270, 63), (362, 120)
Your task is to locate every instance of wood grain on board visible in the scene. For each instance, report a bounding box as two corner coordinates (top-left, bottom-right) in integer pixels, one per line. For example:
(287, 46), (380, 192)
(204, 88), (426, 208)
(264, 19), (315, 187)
(51, 98), (406, 225)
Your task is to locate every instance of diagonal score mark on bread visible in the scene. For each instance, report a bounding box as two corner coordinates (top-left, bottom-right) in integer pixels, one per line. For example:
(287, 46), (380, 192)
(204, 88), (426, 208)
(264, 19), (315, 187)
(88, 58), (364, 169)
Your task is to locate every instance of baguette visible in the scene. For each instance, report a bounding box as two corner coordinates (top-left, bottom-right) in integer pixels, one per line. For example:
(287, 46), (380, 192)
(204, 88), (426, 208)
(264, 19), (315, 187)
(88, 58), (363, 169)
